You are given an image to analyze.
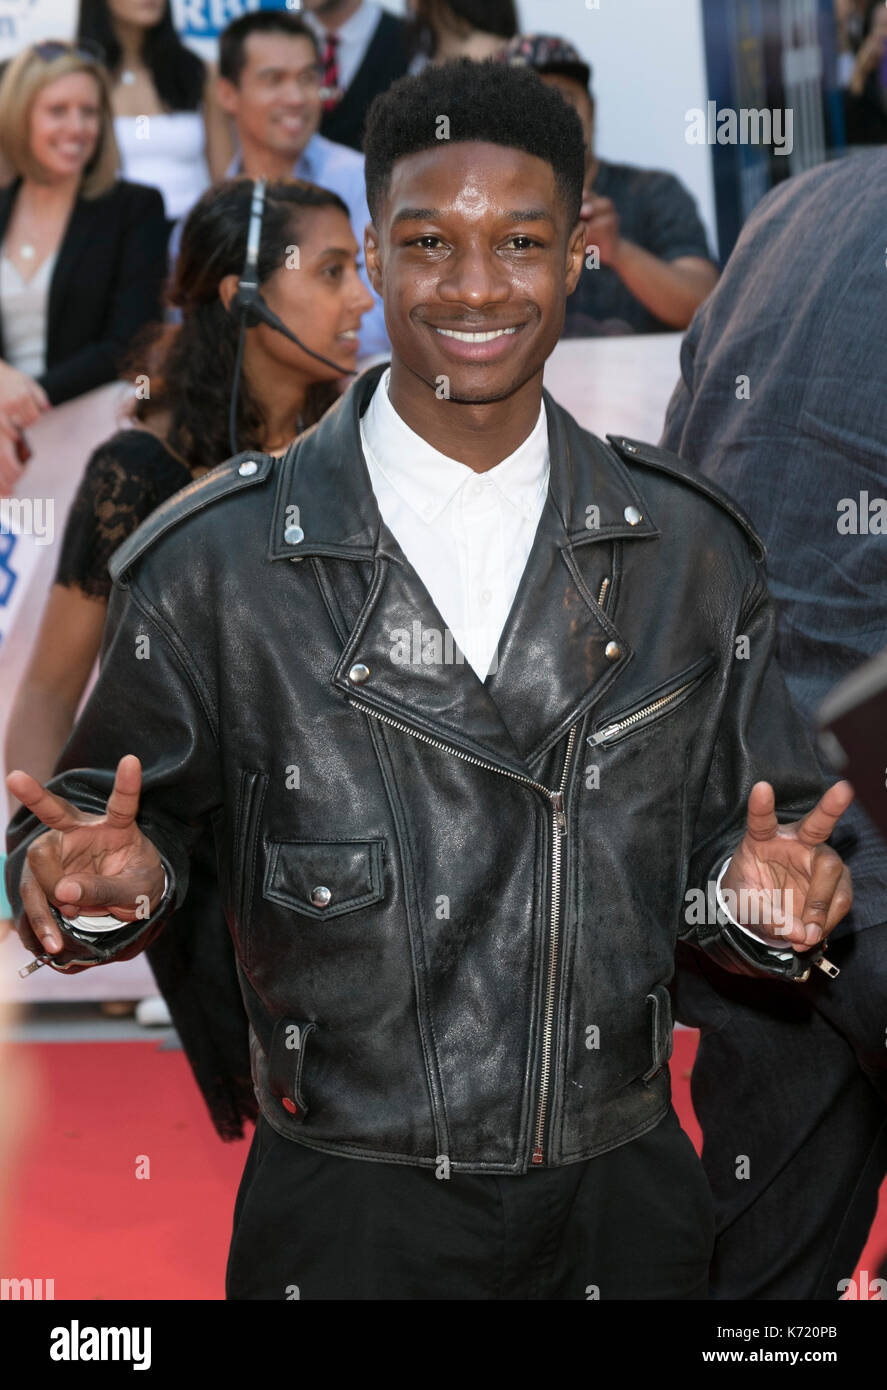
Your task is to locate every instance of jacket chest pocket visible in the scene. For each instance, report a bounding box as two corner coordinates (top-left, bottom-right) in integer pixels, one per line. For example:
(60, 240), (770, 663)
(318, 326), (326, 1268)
(587, 652), (716, 748)
(262, 838), (386, 920)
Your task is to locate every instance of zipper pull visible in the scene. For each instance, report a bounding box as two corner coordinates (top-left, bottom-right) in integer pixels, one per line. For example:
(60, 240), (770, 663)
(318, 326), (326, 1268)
(587, 724), (620, 748)
(551, 791), (567, 837)
(813, 955), (840, 978)
(531, 1145), (544, 1165)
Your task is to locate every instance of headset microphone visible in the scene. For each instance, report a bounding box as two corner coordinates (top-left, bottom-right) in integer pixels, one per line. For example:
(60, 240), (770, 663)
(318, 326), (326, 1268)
(228, 177), (358, 455)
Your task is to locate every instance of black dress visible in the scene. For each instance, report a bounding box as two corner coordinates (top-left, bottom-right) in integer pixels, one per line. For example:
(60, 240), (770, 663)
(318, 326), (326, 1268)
(56, 427), (257, 1141)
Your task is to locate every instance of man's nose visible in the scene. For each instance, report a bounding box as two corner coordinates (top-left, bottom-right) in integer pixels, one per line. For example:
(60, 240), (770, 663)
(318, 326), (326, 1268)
(437, 247), (511, 306)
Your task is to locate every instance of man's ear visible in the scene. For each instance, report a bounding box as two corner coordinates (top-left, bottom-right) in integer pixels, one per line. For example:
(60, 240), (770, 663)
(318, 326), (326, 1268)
(364, 222), (383, 295)
(218, 272), (241, 314)
(216, 76), (239, 119)
(564, 220), (586, 295)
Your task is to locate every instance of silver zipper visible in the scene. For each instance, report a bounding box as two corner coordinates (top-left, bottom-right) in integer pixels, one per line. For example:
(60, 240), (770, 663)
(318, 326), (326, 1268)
(348, 697), (579, 1167)
(597, 575), (610, 609)
(587, 673), (707, 747)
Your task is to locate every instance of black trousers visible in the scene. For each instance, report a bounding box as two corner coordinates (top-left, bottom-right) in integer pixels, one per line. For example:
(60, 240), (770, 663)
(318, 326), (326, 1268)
(673, 923), (887, 1300)
(225, 1104), (714, 1300)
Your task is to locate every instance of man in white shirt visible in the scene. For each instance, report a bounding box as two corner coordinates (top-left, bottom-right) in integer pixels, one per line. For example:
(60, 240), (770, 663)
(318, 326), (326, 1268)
(6, 57), (854, 1303)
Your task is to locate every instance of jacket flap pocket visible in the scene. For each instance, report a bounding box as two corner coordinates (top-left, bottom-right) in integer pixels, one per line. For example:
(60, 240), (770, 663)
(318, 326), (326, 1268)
(263, 838), (385, 919)
(642, 983), (675, 1083)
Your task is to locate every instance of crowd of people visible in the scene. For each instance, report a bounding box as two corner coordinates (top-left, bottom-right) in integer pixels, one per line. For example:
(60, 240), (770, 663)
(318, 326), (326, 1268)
(1, 0), (886, 1305)
(0, 0), (736, 493)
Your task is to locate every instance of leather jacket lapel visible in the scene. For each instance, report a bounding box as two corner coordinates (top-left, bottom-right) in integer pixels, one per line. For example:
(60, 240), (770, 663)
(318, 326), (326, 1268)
(269, 364), (661, 773)
(330, 521), (532, 777)
(483, 390), (661, 763)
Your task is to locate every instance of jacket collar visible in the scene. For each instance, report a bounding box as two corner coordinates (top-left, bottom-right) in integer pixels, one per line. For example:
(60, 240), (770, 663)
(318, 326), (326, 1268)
(269, 361), (660, 774)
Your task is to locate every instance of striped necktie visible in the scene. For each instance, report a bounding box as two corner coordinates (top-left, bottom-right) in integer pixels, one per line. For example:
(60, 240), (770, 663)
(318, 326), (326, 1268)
(320, 32), (341, 112)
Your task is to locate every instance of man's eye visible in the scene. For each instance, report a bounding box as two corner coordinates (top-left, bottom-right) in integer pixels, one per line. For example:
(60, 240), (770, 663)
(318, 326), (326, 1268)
(507, 236), (539, 250)
(410, 236), (443, 249)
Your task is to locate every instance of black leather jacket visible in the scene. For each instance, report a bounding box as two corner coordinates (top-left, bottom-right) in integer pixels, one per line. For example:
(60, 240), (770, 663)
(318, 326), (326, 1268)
(6, 362), (831, 1173)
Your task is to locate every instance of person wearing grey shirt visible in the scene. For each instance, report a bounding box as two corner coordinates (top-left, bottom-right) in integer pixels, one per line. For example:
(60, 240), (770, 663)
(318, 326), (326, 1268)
(661, 149), (887, 1301)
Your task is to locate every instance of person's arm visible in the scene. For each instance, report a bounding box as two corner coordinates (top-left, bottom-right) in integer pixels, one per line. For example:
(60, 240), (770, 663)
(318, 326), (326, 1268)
(201, 61), (235, 181)
(848, 7), (887, 96)
(4, 585), (107, 819)
(582, 171), (719, 330)
(606, 241), (718, 329)
(680, 565), (852, 979)
(35, 185), (169, 406)
(5, 558), (222, 968)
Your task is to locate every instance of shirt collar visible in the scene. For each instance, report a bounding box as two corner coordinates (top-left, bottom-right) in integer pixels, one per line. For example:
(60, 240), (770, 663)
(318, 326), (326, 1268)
(225, 131), (322, 182)
(302, 1), (381, 47)
(360, 366), (549, 524)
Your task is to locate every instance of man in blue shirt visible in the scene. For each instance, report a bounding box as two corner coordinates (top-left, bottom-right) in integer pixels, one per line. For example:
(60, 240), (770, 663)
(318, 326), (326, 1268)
(168, 10), (388, 360)
(661, 150), (887, 1300)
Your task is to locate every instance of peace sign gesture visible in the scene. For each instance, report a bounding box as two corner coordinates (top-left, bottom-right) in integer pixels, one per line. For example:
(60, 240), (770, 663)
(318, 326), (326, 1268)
(720, 780), (855, 950)
(5, 754), (165, 959)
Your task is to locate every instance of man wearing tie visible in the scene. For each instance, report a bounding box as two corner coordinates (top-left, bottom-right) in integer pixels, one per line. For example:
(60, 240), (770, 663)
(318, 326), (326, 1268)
(300, 0), (410, 152)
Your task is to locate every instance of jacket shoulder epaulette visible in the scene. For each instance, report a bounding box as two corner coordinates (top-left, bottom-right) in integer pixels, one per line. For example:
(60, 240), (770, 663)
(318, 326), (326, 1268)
(606, 434), (766, 562)
(109, 449), (276, 586)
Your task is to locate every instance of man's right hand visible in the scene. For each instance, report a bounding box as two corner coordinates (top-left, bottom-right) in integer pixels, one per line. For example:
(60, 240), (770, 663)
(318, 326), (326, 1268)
(5, 754), (166, 957)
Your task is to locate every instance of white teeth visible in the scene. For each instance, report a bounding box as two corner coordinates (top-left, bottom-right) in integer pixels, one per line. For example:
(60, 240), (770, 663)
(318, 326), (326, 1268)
(338, 330), (358, 339)
(435, 327), (518, 343)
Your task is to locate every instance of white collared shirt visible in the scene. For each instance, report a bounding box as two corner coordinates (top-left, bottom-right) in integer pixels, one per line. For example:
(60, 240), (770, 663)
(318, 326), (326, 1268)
(302, 1), (383, 93)
(359, 366), (549, 682)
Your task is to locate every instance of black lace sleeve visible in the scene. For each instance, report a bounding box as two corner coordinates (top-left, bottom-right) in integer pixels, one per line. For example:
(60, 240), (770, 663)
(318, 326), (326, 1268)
(55, 430), (193, 601)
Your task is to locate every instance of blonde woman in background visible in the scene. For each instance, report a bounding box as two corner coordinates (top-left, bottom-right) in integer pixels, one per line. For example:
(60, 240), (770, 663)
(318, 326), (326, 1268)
(0, 40), (168, 495)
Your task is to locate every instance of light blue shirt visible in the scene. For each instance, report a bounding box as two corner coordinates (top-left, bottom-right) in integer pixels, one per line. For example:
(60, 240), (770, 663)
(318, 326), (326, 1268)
(167, 132), (388, 359)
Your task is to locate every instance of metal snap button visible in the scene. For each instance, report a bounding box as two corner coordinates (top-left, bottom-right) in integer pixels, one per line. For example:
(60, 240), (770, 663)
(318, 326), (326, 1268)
(310, 885), (332, 908)
(348, 662), (370, 684)
(605, 641), (622, 660)
(622, 441), (638, 453)
(284, 524), (305, 545)
(238, 459), (258, 476)
(623, 505), (642, 525)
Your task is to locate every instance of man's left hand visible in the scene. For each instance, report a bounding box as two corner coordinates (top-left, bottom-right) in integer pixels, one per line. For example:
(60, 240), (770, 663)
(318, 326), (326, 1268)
(721, 780), (854, 951)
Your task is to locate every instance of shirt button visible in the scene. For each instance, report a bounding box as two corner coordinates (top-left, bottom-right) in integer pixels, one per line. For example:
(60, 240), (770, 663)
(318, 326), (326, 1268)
(480, 588), (492, 604)
(472, 480), (484, 496)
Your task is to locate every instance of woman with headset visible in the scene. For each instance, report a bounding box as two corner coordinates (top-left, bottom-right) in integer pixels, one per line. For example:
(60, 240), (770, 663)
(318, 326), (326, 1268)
(3, 178), (372, 1077)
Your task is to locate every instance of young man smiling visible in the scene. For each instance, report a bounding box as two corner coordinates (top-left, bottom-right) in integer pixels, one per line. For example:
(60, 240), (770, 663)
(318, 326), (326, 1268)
(6, 60), (854, 1301)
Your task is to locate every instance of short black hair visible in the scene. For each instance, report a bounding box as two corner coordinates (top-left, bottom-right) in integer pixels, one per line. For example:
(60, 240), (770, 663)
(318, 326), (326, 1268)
(218, 11), (319, 86)
(364, 58), (585, 230)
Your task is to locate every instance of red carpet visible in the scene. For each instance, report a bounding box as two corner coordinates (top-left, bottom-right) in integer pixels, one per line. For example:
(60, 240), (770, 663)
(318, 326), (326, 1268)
(2, 1030), (884, 1299)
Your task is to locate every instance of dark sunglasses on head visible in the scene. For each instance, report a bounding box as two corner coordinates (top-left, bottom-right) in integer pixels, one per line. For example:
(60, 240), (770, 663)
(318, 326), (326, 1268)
(33, 39), (106, 66)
